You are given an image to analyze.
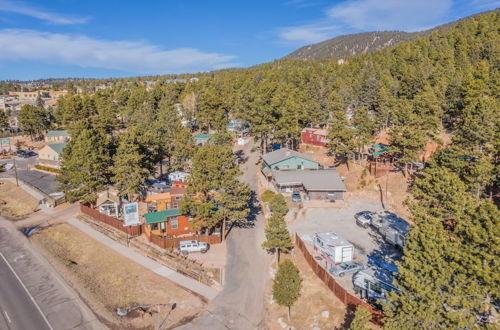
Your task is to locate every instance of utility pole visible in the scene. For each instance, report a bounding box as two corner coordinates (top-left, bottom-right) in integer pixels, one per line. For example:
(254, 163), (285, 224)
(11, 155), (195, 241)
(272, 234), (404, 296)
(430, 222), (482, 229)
(13, 157), (19, 187)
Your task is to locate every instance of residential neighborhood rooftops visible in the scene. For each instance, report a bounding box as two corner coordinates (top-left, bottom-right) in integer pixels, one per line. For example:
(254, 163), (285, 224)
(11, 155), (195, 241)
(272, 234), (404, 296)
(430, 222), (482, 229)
(144, 209), (181, 224)
(47, 142), (67, 154)
(46, 130), (69, 137)
(262, 148), (316, 165)
(272, 169), (346, 192)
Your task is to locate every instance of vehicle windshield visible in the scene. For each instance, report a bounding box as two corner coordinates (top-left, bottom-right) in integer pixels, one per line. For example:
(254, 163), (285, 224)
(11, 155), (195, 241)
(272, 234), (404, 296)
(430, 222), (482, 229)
(340, 263), (351, 270)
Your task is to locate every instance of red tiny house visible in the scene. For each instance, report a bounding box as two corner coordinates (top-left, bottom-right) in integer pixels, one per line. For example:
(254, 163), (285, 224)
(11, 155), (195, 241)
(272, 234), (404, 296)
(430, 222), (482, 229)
(301, 127), (329, 147)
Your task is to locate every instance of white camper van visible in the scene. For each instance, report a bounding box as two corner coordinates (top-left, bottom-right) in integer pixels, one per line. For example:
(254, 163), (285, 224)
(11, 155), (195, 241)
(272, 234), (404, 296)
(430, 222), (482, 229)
(313, 232), (354, 266)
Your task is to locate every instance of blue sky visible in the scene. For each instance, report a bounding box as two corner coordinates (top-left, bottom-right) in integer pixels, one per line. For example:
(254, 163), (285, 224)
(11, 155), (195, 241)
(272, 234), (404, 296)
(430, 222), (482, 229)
(0, 0), (497, 80)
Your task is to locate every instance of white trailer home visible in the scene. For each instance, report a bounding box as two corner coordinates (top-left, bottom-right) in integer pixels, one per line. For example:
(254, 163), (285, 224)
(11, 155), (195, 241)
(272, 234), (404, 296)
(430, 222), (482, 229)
(313, 232), (354, 266)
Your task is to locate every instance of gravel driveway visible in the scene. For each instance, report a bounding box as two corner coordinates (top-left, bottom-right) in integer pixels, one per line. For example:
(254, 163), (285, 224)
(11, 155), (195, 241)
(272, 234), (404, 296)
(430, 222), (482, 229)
(289, 198), (401, 292)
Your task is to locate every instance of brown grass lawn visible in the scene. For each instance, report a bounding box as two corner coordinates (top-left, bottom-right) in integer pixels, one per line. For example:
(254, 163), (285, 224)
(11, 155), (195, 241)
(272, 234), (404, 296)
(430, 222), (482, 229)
(0, 180), (39, 218)
(31, 224), (205, 329)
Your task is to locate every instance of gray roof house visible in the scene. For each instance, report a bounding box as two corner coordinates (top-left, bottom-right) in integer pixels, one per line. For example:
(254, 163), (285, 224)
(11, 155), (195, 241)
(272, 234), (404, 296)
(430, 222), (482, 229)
(261, 148), (322, 177)
(272, 169), (347, 200)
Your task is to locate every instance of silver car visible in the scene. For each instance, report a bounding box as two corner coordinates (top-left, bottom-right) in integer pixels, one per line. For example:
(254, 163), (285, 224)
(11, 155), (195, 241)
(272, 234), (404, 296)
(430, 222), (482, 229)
(329, 261), (365, 277)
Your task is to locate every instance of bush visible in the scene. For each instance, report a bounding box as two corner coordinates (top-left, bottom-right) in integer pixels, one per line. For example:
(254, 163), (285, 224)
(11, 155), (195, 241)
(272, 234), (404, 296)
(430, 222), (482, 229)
(261, 190), (275, 203)
(34, 164), (60, 173)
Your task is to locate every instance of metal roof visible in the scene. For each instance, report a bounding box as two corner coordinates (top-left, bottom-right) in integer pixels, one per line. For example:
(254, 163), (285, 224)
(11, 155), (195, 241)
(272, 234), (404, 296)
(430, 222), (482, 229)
(47, 142), (67, 154)
(46, 130), (69, 137)
(272, 169), (346, 191)
(261, 148), (317, 166)
(144, 209), (181, 224)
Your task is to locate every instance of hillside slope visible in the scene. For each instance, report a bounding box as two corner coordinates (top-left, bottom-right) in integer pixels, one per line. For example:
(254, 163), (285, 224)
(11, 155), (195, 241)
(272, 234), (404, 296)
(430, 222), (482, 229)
(284, 31), (422, 60)
(284, 10), (496, 60)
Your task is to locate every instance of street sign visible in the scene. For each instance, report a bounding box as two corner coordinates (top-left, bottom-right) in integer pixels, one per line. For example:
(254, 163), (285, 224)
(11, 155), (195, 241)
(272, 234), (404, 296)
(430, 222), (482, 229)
(0, 138), (9, 145)
(123, 202), (140, 226)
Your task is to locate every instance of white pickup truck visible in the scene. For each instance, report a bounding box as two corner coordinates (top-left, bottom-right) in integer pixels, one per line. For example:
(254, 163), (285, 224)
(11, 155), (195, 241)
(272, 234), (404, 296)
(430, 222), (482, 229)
(179, 240), (209, 255)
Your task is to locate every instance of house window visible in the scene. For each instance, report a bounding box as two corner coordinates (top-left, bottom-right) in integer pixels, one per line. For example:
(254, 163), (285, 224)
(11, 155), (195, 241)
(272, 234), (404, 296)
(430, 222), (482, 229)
(166, 203), (171, 209)
(173, 202), (178, 208)
(175, 196), (181, 200)
(160, 222), (166, 233)
(151, 223), (158, 230)
(170, 216), (178, 229)
(188, 215), (193, 222)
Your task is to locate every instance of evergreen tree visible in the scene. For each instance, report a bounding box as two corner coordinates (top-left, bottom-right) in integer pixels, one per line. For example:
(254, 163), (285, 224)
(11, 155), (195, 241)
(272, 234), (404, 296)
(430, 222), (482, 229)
(0, 110), (9, 131)
(269, 193), (289, 217)
(182, 144), (250, 238)
(113, 127), (154, 200)
(262, 213), (293, 263)
(349, 306), (371, 330)
(327, 91), (356, 165)
(57, 128), (112, 203)
(18, 104), (50, 140)
(273, 259), (302, 321)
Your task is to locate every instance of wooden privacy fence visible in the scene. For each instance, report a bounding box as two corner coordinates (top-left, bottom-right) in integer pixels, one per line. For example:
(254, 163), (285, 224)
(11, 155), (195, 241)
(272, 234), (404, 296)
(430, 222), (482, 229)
(295, 234), (384, 325)
(148, 232), (222, 249)
(80, 204), (142, 236)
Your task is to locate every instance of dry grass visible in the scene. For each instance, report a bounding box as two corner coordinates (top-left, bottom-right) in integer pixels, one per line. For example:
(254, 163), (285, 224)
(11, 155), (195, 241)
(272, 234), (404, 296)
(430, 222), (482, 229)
(265, 252), (347, 330)
(0, 180), (39, 218)
(31, 224), (205, 329)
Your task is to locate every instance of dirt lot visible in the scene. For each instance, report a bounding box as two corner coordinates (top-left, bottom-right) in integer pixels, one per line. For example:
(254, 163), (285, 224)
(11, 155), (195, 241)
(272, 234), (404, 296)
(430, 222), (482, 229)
(31, 224), (205, 329)
(0, 179), (39, 218)
(265, 252), (347, 330)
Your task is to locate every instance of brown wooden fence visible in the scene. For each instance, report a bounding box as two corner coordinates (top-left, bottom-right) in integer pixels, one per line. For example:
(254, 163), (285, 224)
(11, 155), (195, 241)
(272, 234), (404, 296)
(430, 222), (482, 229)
(295, 234), (384, 325)
(148, 232), (222, 249)
(80, 204), (142, 236)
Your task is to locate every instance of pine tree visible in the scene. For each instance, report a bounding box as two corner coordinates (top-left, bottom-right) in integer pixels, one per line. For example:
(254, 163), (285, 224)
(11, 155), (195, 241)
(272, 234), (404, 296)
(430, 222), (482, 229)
(269, 193), (289, 217)
(349, 306), (371, 330)
(112, 127), (154, 200)
(273, 259), (302, 321)
(0, 110), (9, 131)
(18, 104), (50, 140)
(262, 213), (293, 263)
(57, 128), (112, 203)
(182, 144), (250, 237)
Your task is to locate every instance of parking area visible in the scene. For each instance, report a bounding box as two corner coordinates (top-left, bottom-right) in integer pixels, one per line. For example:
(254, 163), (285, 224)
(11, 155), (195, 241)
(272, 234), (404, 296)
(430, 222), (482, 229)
(288, 198), (403, 293)
(18, 170), (61, 195)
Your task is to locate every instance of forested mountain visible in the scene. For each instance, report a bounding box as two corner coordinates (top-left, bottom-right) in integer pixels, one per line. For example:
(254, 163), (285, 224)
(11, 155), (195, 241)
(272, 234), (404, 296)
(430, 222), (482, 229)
(284, 31), (421, 60)
(283, 10), (495, 60)
(28, 8), (499, 328)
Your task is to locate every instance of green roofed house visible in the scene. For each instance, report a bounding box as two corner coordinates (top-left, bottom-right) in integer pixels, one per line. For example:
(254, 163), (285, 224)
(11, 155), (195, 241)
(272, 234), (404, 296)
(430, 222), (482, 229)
(194, 133), (212, 146)
(144, 209), (194, 237)
(45, 130), (70, 143)
(370, 143), (391, 159)
(38, 142), (67, 169)
(261, 148), (322, 178)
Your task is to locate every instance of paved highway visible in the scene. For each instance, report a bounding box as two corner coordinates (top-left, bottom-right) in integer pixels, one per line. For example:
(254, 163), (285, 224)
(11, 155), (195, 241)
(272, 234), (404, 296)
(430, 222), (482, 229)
(0, 252), (52, 330)
(0, 220), (104, 330)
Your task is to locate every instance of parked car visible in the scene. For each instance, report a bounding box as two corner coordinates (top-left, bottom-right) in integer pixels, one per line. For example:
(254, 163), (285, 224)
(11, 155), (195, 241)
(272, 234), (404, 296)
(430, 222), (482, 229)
(179, 240), (209, 255)
(329, 261), (365, 277)
(355, 211), (374, 228)
(291, 191), (301, 202)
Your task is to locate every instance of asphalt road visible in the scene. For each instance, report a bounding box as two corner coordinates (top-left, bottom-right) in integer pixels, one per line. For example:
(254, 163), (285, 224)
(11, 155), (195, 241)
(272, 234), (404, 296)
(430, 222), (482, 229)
(0, 252), (52, 330)
(178, 141), (270, 330)
(0, 219), (104, 330)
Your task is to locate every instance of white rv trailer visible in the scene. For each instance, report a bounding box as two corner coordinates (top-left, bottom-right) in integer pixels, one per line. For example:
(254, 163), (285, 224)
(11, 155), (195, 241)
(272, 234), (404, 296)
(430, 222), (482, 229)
(313, 232), (354, 266)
